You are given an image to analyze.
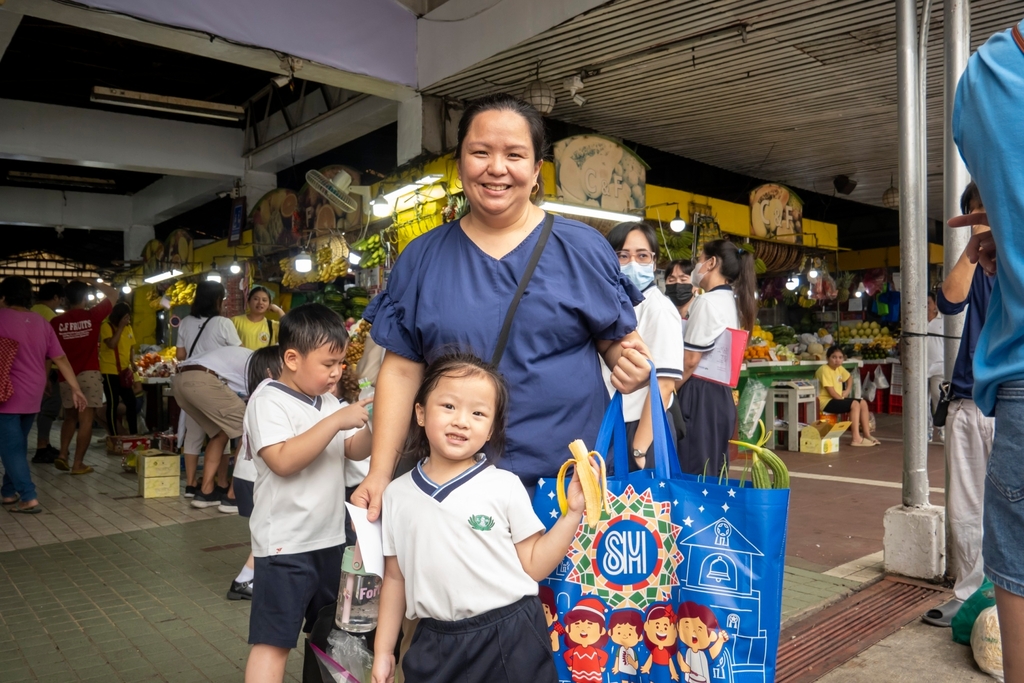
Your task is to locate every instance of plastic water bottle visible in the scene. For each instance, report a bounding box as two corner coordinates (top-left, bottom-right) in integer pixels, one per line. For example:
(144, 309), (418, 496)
(358, 378), (374, 419)
(335, 544), (380, 632)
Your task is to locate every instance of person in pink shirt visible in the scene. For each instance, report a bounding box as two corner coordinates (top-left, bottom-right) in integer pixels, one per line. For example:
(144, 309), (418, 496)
(0, 277), (87, 513)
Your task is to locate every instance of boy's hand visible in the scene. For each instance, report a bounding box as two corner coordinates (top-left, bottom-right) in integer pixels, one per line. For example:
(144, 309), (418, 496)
(371, 653), (395, 683)
(336, 397), (373, 431)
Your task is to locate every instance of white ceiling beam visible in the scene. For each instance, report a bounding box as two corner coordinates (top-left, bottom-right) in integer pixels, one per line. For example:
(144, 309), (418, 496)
(0, 11), (21, 61)
(0, 186), (131, 231)
(131, 176), (235, 226)
(0, 0), (416, 101)
(417, 0), (609, 88)
(247, 95), (398, 173)
(0, 98), (243, 179)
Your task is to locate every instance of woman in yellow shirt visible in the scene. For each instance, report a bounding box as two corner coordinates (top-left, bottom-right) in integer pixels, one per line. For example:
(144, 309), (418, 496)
(99, 302), (138, 436)
(231, 286), (283, 351)
(815, 345), (878, 447)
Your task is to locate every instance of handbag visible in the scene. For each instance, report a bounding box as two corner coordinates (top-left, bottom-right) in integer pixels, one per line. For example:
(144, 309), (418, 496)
(0, 336), (18, 403)
(534, 363), (790, 683)
(933, 380), (953, 427)
(114, 346), (133, 389)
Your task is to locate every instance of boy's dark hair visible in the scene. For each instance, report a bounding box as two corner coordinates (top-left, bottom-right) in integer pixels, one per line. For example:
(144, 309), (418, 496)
(401, 351), (510, 465)
(279, 303), (349, 356)
(606, 221), (660, 262)
(38, 282), (64, 302)
(64, 281), (90, 307)
(246, 345), (284, 395)
(608, 609), (644, 635)
(190, 281), (226, 319)
(960, 181), (983, 215)
(667, 260), (694, 278)
(0, 276), (34, 308)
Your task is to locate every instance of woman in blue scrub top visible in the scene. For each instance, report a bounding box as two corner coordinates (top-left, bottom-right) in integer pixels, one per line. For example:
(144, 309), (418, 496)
(354, 93), (653, 517)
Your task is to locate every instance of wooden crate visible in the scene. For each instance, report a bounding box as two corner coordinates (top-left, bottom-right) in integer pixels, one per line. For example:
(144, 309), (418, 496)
(139, 475), (179, 498)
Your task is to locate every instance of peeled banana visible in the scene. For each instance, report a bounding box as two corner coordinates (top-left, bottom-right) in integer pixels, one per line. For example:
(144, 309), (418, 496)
(729, 420), (790, 489)
(556, 440), (609, 526)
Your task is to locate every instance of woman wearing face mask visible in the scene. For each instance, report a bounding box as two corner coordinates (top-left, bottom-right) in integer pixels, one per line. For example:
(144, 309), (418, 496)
(605, 222), (685, 471)
(664, 261), (695, 319)
(676, 240), (757, 475)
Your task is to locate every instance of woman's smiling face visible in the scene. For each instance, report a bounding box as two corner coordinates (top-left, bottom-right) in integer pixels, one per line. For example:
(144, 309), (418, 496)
(457, 109), (541, 220)
(644, 616), (677, 649)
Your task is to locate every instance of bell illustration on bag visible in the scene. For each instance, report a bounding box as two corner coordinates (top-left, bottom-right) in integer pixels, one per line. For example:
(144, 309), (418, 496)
(335, 544), (381, 633)
(706, 556), (732, 584)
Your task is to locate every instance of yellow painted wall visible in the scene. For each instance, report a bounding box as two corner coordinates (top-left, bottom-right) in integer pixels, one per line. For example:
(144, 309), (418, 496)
(838, 243), (944, 270)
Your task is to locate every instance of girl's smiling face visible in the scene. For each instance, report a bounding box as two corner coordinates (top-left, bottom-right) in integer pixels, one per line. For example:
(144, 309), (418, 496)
(248, 290), (270, 316)
(644, 616), (677, 649)
(415, 373), (497, 465)
(677, 617), (713, 652)
(566, 619), (605, 647)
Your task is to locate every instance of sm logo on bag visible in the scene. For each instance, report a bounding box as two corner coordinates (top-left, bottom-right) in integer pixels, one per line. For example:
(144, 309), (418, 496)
(595, 519), (658, 585)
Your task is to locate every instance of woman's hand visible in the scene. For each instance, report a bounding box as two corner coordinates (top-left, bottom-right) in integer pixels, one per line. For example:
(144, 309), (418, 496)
(610, 341), (651, 394)
(351, 470), (390, 522)
(269, 304), (285, 316)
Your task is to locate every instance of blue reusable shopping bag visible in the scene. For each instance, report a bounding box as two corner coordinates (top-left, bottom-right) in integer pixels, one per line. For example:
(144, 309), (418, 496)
(533, 366), (790, 683)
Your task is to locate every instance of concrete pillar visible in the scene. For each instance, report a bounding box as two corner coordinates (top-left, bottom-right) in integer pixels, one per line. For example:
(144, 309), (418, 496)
(241, 169), (277, 205)
(397, 94), (459, 166)
(124, 225), (155, 261)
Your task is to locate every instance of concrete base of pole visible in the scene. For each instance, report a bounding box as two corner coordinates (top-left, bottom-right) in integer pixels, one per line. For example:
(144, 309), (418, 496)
(883, 504), (946, 580)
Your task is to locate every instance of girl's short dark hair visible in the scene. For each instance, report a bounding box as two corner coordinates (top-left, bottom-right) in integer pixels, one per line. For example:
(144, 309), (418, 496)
(190, 281), (226, 319)
(668, 260), (694, 277)
(109, 302), (132, 327)
(0, 276), (33, 309)
(248, 285), (273, 303)
(246, 345), (283, 395)
(455, 93), (548, 201)
(606, 221), (660, 262)
(826, 344), (844, 358)
(401, 351), (510, 465)
(279, 303), (349, 356)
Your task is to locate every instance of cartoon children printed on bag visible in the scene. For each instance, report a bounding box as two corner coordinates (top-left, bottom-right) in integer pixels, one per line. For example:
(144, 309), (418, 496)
(675, 602), (730, 683)
(641, 603), (680, 682)
(539, 586), (565, 652)
(609, 609), (644, 683)
(562, 597), (610, 683)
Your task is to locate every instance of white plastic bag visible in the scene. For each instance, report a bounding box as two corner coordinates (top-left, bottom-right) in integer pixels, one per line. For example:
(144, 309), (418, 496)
(972, 605), (1004, 681)
(863, 378), (877, 403)
(738, 381), (769, 442)
(874, 367), (890, 390)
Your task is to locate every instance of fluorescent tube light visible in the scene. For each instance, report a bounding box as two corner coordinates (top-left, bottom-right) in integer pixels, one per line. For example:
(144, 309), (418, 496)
(144, 269), (183, 284)
(91, 87), (245, 122)
(539, 201), (642, 223)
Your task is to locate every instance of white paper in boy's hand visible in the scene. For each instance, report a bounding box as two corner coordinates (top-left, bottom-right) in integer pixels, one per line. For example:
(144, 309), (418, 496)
(344, 503), (384, 578)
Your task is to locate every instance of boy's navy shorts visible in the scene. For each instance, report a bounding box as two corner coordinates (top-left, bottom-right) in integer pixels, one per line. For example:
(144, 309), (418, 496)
(249, 545), (343, 648)
(234, 479), (254, 518)
(403, 595), (557, 683)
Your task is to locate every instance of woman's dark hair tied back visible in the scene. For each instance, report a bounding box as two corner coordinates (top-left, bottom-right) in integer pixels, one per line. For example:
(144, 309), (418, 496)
(190, 281), (227, 319)
(702, 239), (758, 333)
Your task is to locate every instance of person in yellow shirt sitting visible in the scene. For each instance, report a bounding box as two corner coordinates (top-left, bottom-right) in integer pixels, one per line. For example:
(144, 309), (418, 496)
(232, 286), (283, 351)
(816, 345), (878, 447)
(99, 302), (138, 436)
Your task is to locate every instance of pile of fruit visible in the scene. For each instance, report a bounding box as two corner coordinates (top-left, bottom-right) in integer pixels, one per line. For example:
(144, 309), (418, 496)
(137, 352), (175, 377)
(166, 280), (197, 307)
(837, 321), (895, 348)
(744, 344), (773, 362)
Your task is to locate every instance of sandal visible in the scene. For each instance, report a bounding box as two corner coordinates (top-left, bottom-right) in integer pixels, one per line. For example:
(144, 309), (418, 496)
(71, 467), (94, 475)
(2, 494), (20, 505)
(868, 437), (881, 445)
(922, 598), (964, 627)
(53, 459), (70, 471)
(10, 503), (42, 514)
(850, 441), (875, 448)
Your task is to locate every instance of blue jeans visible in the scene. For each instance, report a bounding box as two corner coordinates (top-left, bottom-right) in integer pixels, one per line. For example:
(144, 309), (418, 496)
(0, 413), (38, 502)
(985, 380), (1024, 596)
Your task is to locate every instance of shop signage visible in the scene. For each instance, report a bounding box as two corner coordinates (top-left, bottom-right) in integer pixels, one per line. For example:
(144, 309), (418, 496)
(749, 184), (803, 243)
(553, 135), (647, 212)
(228, 196), (246, 246)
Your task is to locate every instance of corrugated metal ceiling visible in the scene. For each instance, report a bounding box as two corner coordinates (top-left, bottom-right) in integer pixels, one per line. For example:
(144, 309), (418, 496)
(424, 0), (1024, 219)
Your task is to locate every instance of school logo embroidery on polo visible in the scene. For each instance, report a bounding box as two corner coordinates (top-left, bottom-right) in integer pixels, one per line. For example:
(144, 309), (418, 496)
(468, 515), (495, 532)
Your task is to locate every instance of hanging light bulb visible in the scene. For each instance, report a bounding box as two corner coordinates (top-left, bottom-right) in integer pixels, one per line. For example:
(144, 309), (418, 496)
(808, 268), (819, 279)
(348, 251), (362, 266)
(294, 250), (313, 273)
(229, 260), (241, 275)
(855, 282), (866, 298)
(206, 271), (222, 283)
(121, 284), (132, 294)
(371, 187), (392, 218)
(785, 276), (800, 291)
(669, 209), (686, 233)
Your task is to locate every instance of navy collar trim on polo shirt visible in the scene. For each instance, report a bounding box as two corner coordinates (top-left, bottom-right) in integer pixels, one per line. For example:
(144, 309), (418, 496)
(708, 284), (733, 293)
(412, 457), (489, 502)
(267, 381), (322, 410)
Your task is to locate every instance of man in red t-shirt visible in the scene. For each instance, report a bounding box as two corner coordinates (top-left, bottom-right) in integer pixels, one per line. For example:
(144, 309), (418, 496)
(50, 280), (116, 474)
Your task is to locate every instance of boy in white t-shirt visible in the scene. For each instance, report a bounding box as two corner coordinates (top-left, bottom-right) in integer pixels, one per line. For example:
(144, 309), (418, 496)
(243, 304), (372, 683)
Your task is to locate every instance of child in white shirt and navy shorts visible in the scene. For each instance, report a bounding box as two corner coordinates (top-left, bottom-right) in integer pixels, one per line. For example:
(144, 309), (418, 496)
(371, 352), (594, 683)
(242, 304), (373, 683)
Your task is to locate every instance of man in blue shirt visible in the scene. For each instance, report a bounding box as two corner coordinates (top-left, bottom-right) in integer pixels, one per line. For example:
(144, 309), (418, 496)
(953, 17), (1024, 680)
(922, 183), (994, 628)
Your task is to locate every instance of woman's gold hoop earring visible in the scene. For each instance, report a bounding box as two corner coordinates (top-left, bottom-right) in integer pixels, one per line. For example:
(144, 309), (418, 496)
(531, 182), (540, 195)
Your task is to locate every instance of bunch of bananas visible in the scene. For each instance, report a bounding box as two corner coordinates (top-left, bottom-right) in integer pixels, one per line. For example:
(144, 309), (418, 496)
(279, 257), (317, 288)
(730, 420), (790, 489)
(315, 244), (348, 283)
(352, 234), (387, 268)
(556, 439), (609, 527)
(166, 280), (197, 307)
(147, 289), (163, 310)
(345, 320), (371, 367)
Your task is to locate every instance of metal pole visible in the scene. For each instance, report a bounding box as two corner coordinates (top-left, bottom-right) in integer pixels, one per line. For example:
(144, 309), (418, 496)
(898, 0), (930, 508)
(942, 0), (971, 577)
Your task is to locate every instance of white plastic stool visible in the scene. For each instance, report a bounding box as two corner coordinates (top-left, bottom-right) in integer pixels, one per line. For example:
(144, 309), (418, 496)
(763, 385), (818, 451)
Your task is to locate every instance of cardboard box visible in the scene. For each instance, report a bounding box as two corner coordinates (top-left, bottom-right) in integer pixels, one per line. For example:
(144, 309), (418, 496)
(105, 435), (152, 455)
(136, 450), (179, 478)
(800, 420), (852, 454)
(139, 475), (179, 498)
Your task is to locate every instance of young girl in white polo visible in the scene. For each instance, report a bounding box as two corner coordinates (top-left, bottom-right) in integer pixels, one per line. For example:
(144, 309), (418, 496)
(372, 352), (592, 683)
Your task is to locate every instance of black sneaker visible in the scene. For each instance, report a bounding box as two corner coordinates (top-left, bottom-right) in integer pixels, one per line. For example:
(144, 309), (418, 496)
(214, 484), (228, 498)
(217, 497), (238, 514)
(227, 580), (253, 600)
(190, 490), (221, 509)
(31, 446), (58, 464)
(184, 485), (198, 499)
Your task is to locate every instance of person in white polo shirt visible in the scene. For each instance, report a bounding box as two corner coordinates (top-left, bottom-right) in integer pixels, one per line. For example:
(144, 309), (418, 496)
(372, 352), (594, 683)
